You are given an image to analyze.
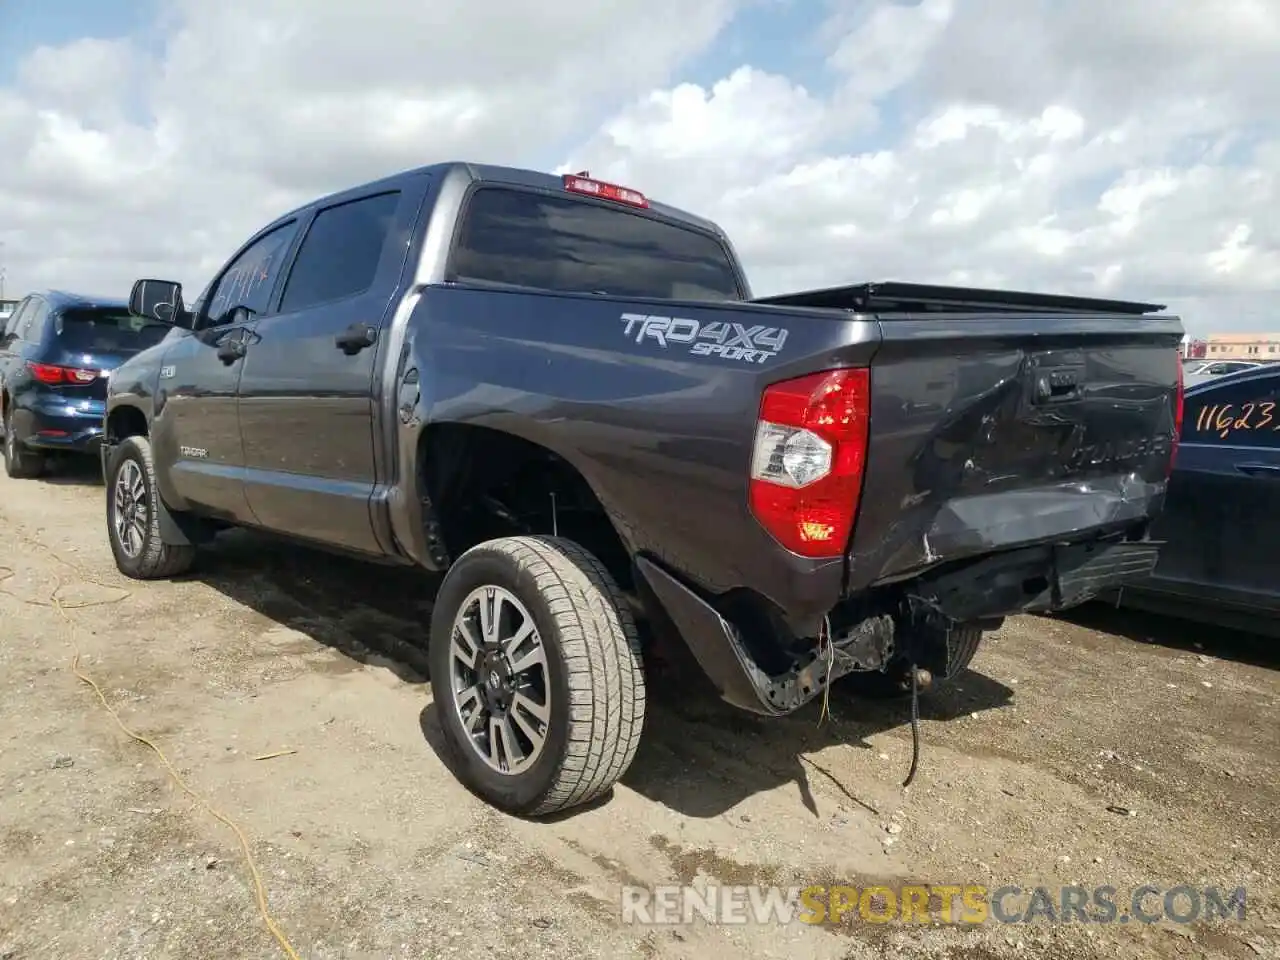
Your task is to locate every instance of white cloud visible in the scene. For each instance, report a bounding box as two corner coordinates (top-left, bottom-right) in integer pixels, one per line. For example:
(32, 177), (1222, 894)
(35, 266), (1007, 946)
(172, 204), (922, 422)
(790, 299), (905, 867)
(0, 0), (1277, 334)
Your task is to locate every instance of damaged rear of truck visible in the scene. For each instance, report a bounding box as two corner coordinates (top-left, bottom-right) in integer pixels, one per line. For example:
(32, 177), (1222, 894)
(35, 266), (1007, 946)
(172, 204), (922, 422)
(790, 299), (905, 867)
(394, 168), (1183, 810)
(627, 280), (1184, 733)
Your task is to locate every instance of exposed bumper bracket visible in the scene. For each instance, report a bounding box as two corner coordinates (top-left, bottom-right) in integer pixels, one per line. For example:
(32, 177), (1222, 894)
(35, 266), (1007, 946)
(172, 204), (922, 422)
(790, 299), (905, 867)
(635, 555), (872, 717)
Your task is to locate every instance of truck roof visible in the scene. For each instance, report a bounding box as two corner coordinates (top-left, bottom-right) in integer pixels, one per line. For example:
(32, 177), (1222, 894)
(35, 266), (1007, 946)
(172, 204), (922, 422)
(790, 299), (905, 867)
(26, 289), (129, 310)
(273, 161), (725, 237)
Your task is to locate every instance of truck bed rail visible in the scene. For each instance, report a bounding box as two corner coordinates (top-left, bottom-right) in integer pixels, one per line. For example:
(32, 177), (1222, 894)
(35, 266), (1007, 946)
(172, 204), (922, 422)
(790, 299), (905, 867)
(751, 281), (1167, 316)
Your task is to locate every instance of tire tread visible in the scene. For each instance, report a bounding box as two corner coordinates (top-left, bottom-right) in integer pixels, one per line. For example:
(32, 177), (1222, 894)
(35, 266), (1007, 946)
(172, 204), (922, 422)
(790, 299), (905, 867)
(107, 436), (197, 579)
(448, 535), (645, 816)
(3, 409), (45, 479)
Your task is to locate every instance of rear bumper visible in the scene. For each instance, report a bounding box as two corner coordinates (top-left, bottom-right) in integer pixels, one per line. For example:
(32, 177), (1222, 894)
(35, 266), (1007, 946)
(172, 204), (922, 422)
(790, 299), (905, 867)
(1021, 540), (1162, 614)
(636, 535), (1161, 717)
(10, 397), (105, 455)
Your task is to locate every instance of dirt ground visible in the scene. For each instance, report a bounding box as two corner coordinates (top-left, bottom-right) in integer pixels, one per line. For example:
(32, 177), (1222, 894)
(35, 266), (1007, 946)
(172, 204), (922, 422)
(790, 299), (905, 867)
(1, 460), (1277, 960)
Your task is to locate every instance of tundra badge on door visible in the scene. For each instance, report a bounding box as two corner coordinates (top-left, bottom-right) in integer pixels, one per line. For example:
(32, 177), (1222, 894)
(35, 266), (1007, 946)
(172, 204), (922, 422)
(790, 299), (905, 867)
(620, 313), (789, 364)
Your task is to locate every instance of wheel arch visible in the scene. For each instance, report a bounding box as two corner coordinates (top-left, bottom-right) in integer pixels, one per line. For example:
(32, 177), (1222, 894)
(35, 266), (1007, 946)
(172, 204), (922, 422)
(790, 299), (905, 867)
(105, 403), (150, 443)
(412, 421), (637, 590)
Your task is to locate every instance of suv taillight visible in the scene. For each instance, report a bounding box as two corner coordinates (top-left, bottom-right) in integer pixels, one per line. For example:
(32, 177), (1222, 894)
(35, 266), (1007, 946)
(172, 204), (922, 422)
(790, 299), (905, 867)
(1168, 360), (1184, 477)
(27, 361), (98, 385)
(748, 368), (871, 558)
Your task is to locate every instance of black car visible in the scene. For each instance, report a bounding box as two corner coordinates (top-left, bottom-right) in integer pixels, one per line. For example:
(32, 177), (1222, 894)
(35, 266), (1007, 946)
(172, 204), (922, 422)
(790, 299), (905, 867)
(1110, 363), (1280, 636)
(0, 290), (172, 478)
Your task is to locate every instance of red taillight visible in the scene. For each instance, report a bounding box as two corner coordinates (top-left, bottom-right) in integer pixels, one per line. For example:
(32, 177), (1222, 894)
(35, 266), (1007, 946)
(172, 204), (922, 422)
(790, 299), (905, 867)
(27, 361), (99, 385)
(748, 368), (871, 559)
(562, 172), (649, 208)
(1168, 360), (1184, 477)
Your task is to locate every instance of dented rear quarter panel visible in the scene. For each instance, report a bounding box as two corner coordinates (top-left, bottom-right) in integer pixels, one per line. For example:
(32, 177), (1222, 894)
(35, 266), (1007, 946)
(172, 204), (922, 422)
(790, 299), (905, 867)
(397, 282), (879, 629)
(395, 290), (1181, 633)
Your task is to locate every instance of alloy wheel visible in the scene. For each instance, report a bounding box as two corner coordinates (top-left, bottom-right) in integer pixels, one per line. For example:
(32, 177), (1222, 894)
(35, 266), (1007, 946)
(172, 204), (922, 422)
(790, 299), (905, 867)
(448, 585), (551, 775)
(112, 459), (148, 558)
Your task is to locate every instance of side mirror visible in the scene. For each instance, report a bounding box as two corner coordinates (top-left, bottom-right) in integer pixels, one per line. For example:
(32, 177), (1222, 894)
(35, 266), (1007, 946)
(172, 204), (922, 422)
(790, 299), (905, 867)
(129, 279), (184, 324)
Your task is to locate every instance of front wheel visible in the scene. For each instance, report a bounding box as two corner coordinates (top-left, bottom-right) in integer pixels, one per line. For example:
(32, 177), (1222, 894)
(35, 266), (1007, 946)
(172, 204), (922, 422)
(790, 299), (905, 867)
(105, 435), (197, 579)
(429, 535), (646, 817)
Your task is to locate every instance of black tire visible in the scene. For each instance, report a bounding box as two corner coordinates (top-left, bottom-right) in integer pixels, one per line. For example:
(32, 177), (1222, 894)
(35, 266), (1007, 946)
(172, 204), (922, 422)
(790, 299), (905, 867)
(105, 435), (197, 579)
(3, 407), (46, 479)
(429, 535), (646, 817)
(840, 622), (984, 700)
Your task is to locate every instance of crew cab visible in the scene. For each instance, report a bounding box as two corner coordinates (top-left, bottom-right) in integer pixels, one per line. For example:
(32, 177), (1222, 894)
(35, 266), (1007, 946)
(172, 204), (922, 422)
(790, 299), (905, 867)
(102, 161), (1185, 816)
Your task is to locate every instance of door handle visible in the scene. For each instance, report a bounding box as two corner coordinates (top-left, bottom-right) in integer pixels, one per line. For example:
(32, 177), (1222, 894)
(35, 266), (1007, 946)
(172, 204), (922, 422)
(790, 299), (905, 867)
(335, 322), (377, 355)
(1235, 462), (1280, 478)
(216, 337), (247, 365)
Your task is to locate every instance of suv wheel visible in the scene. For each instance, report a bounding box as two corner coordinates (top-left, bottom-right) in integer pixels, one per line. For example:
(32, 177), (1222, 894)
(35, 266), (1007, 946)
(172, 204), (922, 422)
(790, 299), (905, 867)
(105, 435), (197, 579)
(3, 408), (46, 479)
(429, 535), (646, 817)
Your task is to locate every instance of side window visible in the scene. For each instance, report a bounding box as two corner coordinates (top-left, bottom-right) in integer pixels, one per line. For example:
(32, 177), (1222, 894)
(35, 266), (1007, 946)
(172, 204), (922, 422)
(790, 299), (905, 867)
(2, 298), (30, 341)
(18, 298), (48, 341)
(1183, 374), (1280, 449)
(201, 220), (299, 328)
(277, 191), (401, 314)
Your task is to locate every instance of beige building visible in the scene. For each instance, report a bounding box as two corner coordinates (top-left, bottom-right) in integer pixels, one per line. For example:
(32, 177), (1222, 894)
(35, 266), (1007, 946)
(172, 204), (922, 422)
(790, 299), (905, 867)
(1194, 333), (1280, 360)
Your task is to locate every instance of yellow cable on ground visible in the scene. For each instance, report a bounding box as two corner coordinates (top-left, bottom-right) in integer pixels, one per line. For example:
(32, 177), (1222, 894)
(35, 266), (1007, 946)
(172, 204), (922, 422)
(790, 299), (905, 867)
(0, 534), (304, 960)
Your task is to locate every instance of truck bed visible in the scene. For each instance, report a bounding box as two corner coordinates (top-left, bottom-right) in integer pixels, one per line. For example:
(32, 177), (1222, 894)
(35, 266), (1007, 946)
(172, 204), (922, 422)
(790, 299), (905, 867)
(412, 280), (1182, 631)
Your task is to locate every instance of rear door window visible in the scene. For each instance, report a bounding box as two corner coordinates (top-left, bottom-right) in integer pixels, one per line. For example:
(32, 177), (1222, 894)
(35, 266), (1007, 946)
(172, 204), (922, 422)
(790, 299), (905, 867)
(2, 298), (30, 342)
(450, 187), (743, 300)
(54, 307), (172, 354)
(18, 298), (47, 340)
(278, 191), (402, 313)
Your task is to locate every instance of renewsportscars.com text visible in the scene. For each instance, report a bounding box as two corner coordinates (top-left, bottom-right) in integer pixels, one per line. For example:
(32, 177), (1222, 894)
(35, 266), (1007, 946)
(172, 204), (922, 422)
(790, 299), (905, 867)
(620, 883), (1248, 926)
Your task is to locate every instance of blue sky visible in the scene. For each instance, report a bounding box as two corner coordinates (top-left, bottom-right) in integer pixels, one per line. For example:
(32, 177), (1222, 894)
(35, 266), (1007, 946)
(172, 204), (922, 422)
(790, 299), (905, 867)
(687, 0), (832, 94)
(0, 0), (158, 83)
(1, 0), (836, 88)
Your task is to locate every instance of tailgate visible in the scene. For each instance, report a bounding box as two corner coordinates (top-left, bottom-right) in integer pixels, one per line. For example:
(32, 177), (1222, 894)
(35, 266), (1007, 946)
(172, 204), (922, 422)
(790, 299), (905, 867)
(842, 289), (1184, 590)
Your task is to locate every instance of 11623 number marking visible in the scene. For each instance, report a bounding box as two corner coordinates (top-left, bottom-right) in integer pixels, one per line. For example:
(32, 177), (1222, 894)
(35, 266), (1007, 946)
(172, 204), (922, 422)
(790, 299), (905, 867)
(1192, 400), (1277, 438)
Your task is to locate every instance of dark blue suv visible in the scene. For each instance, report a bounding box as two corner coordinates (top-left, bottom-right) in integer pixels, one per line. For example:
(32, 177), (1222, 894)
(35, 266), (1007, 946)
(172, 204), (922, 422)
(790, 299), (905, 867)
(0, 290), (172, 478)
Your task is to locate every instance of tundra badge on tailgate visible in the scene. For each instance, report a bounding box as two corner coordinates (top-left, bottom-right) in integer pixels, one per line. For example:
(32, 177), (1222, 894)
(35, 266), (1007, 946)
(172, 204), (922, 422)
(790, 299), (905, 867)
(620, 313), (788, 364)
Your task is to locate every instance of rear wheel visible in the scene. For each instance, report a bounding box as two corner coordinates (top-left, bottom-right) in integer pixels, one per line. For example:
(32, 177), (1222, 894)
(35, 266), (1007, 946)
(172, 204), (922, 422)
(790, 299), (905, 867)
(105, 435), (197, 579)
(429, 535), (646, 817)
(3, 408), (46, 479)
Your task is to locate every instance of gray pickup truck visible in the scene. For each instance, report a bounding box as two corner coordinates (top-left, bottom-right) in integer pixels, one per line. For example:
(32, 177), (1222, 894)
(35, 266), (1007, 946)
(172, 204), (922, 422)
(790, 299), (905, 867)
(102, 161), (1184, 816)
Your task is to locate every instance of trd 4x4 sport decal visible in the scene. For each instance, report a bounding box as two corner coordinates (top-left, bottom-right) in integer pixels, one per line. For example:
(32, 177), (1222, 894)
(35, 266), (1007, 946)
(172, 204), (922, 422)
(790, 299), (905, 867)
(620, 313), (789, 364)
